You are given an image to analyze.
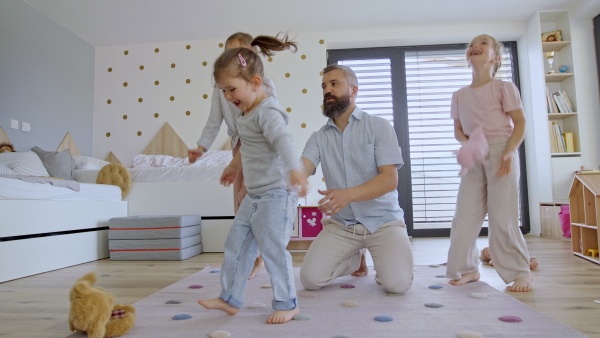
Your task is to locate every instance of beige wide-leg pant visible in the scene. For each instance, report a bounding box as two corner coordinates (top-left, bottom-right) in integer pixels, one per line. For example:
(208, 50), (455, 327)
(300, 218), (414, 294)
(446, 137), (530, 284)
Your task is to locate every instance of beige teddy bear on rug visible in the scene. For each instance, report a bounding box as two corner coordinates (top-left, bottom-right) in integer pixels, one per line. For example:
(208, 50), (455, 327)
(69, 272), (136, 338)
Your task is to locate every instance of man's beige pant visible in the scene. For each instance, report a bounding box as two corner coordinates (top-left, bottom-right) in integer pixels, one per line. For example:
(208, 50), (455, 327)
(446, 138), (530, 284)
(300, 218), (414, 294)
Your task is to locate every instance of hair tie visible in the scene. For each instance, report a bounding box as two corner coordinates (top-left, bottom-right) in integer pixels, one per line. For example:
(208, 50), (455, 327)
(238, 53), (247, 67)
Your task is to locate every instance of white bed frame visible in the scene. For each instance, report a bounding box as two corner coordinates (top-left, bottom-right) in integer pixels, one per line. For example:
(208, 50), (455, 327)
(125, 180), (235, 253)
(0, 200), (127, 283)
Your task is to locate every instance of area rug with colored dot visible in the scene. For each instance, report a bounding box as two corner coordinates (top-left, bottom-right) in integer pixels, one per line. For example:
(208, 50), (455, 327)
(69, 265), (585, 338)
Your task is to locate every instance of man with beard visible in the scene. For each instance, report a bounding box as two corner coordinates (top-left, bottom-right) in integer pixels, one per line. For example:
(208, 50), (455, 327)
(298, 64), (414, 294)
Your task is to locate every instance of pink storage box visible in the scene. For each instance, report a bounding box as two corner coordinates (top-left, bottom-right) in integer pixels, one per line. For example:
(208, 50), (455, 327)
(298, 206), (324, 238)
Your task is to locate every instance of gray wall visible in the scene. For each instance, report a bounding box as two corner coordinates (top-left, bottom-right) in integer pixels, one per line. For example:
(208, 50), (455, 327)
(0, 0), (94, 154)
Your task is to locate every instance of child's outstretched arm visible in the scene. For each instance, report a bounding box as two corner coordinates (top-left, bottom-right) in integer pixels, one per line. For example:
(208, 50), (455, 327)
(220, 150), (242, 187)
(289, 169), (308, 198)
(497, 108), (526, 177)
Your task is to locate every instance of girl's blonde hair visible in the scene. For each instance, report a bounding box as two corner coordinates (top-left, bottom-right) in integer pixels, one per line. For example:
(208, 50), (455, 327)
(225, 32), (253, 48)
(214, 33), (298, 84)
(468, 34), (504, 77)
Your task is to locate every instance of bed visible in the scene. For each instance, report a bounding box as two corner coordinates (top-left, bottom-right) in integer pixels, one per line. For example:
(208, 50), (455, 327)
(76, 123), (236, 252)
(0, 129), (127, 283)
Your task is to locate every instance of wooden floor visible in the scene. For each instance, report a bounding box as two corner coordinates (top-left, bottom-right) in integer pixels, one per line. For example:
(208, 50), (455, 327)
(1, 235), (599, 337)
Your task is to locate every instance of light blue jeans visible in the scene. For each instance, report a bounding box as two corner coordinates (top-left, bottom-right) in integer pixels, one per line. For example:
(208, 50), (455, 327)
(219, 188), (298, 310)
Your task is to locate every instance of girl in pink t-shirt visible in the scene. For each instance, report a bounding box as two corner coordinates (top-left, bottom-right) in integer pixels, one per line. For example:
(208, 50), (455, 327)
(446, 34), (533, 292)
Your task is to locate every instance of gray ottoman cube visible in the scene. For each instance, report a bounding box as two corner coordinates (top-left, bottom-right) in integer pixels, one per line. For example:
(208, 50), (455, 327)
(108, 215), (202, 260)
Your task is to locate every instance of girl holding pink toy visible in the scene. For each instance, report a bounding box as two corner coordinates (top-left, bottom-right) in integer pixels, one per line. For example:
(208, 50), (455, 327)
(446, 34), (533, 292)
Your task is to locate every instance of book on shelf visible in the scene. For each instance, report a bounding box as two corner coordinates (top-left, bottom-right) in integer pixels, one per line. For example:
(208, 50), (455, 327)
(548, 121), (567, 153)
(563, 132), (574, 152)
(548, 90), (574, 113)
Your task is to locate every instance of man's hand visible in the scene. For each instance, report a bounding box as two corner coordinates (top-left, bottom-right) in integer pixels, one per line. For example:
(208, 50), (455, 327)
(317, 188), (352, 216)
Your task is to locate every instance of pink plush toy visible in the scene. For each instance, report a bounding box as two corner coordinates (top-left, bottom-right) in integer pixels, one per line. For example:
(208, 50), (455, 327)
(456, 126), (489, 175)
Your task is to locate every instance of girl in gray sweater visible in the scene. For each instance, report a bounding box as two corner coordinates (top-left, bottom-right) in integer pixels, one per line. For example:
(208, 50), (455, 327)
(198, 34), (307, 325)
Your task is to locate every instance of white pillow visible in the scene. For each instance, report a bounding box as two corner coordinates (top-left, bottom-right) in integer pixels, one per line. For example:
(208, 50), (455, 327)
(0, 151), (49, 176)
(74, 156), (111, 170)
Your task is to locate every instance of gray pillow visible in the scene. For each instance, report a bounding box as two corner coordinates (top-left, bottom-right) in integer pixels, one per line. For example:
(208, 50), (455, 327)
(31, 146), (75, 180)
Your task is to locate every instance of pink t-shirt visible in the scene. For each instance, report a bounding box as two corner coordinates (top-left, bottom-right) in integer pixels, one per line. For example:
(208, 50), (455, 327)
(450, 79), (522, 139)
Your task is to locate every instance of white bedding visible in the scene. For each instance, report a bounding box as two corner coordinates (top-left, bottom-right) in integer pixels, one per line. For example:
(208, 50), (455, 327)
(75, 164), (227, 183)
(0, 176), (122, 201)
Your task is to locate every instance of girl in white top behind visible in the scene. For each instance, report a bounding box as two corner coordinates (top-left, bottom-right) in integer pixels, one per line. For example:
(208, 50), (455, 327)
(445, 34), (533, 292)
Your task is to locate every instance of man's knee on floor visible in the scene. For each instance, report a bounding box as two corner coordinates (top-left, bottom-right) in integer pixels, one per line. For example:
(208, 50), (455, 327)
(377, 273), (413, 294)
(299, 269), (324, 291)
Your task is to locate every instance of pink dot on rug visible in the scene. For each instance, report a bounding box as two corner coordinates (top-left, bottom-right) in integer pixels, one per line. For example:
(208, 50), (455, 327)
(188, 284), (203, 289)
(340, 284), (355, 288)
(300, 292), (317, 298)
(499, 315), (522, 323)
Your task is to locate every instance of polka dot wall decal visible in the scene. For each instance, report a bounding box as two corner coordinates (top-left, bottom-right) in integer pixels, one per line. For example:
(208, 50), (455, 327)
(107, 99), (112, 104)
(139, 65), (144, 70)
(301, 54), (307, 60)
(285, 73), (290, 78)
(170, 96), (175, 101)
(154, 113), (159, 118)
(124, 50), (129, 55)
(267, 57), (273, 62)
(186, 44), (191, 50)
(302, 89), (307, 94)
(202, 61), (208, 66)
(154, 81), (160, 85)
(155, 48), (160, 53)
(171, 63), (176, 68)
(138, 98), (143, 103)
(186, 79), (191, 84)
(123, 82), (128, 87)
(203, 94), (208, 99)
(108, 67), (113, 72)
(286, 107), (292, 113)
(106, 132), (111, 137)
(321, 104), (324, 109)
(219, 43), (224, 48)
(122, 115), (128, 120)
(322, 177), (325, 182)
(301, 123), (307, 128)
(186, 111), (191, 116)
(319, 39), (325, 44)
(320, 71), (323, 76)
(137, 131), (142, 136)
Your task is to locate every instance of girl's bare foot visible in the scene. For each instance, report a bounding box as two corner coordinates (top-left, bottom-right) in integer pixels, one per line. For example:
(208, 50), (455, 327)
(509, 274), (532, 292)
(449, 271), (480, 286)
(266, 307), (300, 324)
(351, 249), (368, 277)
(248, 256), (265, 280)
(197, 298), (239, 315)
(529, 256), (538, 270)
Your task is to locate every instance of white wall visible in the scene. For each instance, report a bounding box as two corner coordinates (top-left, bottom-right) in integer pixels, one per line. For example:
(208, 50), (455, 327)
(0, 0), (95, 154)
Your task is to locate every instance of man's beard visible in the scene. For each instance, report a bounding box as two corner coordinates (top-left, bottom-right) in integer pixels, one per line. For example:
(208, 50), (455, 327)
(322, 93), (351, 119)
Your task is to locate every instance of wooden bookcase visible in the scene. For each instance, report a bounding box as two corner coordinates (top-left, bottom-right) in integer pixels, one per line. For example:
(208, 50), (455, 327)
(568, 173), (600, 264)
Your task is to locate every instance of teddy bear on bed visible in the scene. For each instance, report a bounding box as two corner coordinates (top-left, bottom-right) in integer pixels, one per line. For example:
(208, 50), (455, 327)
(69, 272), (136, 338)
(0, 142), (16, 153)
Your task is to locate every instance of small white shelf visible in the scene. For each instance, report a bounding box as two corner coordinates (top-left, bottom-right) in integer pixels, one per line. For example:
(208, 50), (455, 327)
(548, 113), (577, 120)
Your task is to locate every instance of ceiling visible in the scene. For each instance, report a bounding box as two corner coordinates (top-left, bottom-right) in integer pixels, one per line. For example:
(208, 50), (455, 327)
(23, 0), (600, 47)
